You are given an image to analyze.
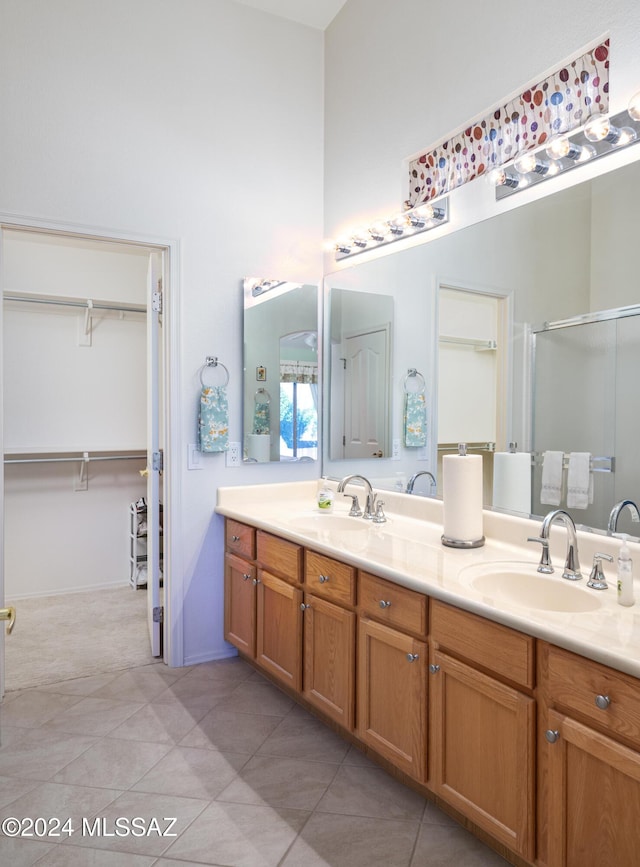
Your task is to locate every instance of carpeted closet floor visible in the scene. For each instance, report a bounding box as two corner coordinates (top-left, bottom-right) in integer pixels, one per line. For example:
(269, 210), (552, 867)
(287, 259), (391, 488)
(5, 585), (157, 692)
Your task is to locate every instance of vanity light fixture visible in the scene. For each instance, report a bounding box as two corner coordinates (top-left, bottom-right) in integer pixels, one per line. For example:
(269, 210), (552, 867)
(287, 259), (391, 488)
(493, 97), (640, 200)
(251, 279), (285, 297)
(333, 198), (449, 260)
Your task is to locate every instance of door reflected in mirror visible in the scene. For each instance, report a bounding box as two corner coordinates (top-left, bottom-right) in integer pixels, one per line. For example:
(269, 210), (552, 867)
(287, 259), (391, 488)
(243, 279), (318, 463)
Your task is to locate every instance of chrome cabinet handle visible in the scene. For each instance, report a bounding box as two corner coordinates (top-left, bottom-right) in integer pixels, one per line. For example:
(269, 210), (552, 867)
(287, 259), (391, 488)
(242, 573), (252, 581)
(300, 603), (310, 611)
(318, 574), (330, 584)
(545, 729), (560, 744)
(379, 600), (392, 609)
(406, 653), (419, 662)
(595, 694), (611, 710)
(429, 663), (440, 674)
(252, 578), (261, 585)
(231, 535), (240, 542)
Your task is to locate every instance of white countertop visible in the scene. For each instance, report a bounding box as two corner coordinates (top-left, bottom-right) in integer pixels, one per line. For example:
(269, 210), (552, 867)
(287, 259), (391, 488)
(216, 479), (640, 680)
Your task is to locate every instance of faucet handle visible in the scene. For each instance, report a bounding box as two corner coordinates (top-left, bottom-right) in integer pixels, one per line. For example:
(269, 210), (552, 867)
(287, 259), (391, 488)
(527, 536), (554, 574)
(373, 501), (386, 523)
(587, 552), (614, 590)
(343, 494), (363, 517)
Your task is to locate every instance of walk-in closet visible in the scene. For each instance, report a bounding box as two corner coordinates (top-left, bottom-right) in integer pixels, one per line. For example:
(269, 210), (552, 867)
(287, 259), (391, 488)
(2, 228), (162, 690)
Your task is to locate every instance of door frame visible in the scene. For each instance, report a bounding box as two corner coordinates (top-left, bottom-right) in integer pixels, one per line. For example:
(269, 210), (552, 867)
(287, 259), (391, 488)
(0, 213), (185, 692)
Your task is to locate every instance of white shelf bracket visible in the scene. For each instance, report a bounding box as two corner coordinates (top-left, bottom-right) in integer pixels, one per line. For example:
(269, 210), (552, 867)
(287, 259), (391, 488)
(78, 299), (93, 347)
(75, 451), (90, 491)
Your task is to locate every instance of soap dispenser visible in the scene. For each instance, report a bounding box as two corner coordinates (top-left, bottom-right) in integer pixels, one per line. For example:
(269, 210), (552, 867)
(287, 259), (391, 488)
(616, 534), (635, 607)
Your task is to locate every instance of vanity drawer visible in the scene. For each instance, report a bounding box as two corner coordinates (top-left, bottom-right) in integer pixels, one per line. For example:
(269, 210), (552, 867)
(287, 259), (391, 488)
(305, 550), (356, 606)
(226, 520), (255, 560)
(256, 531), (302, 584)
(546, 644), (640, 746)
(430, 600), (535, 690)
(358, 571), (427, 636)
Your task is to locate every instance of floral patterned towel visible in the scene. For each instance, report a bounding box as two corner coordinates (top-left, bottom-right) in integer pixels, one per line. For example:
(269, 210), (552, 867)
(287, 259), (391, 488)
(404, 392), (427, 447)
(252, 400), (270, 435)
(199, 386), (229, 452)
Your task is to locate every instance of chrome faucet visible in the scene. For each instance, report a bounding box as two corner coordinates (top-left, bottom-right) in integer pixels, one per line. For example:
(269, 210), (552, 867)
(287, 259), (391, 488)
(406, 470), (436, 495)
(608, 499), (640, 534)
(529, 509), (582, 581)
(337, 474), (377, 519)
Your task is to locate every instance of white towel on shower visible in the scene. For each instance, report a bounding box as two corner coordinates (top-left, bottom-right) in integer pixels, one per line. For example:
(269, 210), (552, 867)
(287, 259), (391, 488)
(566, 452), (593, 509)
(540, 451), (563, 506)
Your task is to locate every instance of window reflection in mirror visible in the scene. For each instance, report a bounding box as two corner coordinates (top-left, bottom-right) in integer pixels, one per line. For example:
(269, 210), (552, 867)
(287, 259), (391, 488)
(243, 279), (318, 463)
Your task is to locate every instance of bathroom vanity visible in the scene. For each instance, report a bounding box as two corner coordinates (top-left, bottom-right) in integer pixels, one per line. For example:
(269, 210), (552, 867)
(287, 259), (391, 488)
(217, 480), (640, 867)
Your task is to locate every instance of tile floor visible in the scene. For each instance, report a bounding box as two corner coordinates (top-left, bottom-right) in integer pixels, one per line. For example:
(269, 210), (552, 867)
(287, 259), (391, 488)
(0, 657), (510, 866)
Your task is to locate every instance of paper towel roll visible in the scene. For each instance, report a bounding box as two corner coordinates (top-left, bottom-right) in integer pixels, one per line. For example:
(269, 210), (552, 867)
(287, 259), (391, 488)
(442, 453), (484, 547)
(247, 434), (271, 463)
(492, 452), (532, 514)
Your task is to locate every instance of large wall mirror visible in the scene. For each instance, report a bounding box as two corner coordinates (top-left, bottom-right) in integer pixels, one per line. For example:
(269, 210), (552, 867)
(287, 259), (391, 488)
(243, 279), (318, 463)
(323, 155), (640, 538)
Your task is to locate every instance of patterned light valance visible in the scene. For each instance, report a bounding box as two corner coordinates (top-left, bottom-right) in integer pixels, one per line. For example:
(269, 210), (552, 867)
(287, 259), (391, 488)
(280, 361), (318, 384)
(406, 40), (609, 208)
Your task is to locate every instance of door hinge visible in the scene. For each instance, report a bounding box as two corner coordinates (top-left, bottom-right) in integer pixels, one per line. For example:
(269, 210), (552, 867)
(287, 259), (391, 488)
(152, 290), (163, 314)
(153, 606), (164, 623)
(342, 435), (346, 446)
(152, 450), (164, 472)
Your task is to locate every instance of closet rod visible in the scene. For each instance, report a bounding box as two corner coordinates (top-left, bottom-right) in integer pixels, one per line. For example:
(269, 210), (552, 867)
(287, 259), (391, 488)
(4, 453), (146, 466)
(3, 293), (146, 314)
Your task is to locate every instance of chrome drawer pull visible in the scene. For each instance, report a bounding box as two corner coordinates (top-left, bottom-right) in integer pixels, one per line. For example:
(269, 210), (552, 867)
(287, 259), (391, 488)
(545, 729), (560, 744)
(252, 578), (261, 585)
(231, 535), (240, 542)
(242, 573), (252, 581)
(300, 603), (310, 611)
(406, 653), (419, 663)
(429, 663), (440, 674)
(379, 600), (392, 608)
(318, 574), (330, 584)
(595, 694), (611, 710)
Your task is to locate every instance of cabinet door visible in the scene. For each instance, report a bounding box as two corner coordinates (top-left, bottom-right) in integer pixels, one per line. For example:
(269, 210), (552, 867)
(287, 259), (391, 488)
(302, 593), (355, 730)
(545, 709), (640, 867)
(430, 649), (535, 860)
(256, 570), (303, 691)
(357, 618), (427, 781)
(224, 553), (256, 657)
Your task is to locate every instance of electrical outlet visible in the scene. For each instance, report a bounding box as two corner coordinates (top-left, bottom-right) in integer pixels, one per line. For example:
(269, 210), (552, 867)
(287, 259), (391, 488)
(226, 442), (241, 467)
(187, 443), (203, 470)
(391, 438), (401, 460)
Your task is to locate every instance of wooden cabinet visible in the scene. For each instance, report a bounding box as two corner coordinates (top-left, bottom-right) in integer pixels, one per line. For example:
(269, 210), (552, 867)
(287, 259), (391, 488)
(224, 552), (256, 657)
(430, 600), (536, 861)
(302, 592), (355, 729)
(357, 616), (428, 781)
(256, 569), (303, 690)
(541, 643), (640, 867)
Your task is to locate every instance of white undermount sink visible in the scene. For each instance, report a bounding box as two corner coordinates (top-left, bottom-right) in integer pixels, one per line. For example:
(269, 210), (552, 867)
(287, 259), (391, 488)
(459, 560), (606, 613)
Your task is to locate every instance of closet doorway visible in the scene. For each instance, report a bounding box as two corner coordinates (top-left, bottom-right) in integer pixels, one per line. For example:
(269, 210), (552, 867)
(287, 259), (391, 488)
(0, 225), (169, 695)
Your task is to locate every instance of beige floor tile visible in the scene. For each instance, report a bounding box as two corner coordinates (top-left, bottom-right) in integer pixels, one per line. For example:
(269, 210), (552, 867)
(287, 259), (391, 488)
(0, 774), (39, 808)
(152, 675), (236, 708)
(0, 725), (33, 749)
(213, 681), (295, 717)
(316, 764), (426, 821)
(131, 745), (250, 799)
(256, 710), (350, 763)
(0, 691), (82, 728)
(179, 707), (282, 753)
(108, 700), (207, 745)
(164, 801), (309, 867)
(182, 656), (255, 683)
(410, 823), (510, 866)
(0, 782), (122, 840)
(37, 673), (120, 697)
(280, 812), (420, 867)
(0, 729), (97, 781)
(44, 697), (145, 736)
(63, 790), (208, 857)
(37, 847), (157, 865)
(423, 800), (460, 826)
(0, 836), (56, 866)
(90, 667), (184, 703)
(52, 738), (171, 789)
(216, 754), (338, 810)
(341, 744), (378, 767)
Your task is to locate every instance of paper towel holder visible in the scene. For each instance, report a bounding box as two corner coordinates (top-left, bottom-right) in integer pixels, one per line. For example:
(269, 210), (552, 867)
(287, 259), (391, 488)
(441, 442), (486, 549)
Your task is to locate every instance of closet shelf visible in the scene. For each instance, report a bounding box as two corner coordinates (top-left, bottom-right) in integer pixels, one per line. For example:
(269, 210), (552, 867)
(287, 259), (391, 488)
(439, 335), (497, 350)
(4, 449), (146, 465)
(3, 291), (146, 315)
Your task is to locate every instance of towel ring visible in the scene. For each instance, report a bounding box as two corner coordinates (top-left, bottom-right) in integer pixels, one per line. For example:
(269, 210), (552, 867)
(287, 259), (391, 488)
(255, 387), (271, 404)
(199, 356), (230, 388)
(403, 368), (426, 394)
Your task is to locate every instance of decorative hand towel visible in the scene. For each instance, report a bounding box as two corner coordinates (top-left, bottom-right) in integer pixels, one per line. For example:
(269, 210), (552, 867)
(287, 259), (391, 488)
(252, 400), (270, 435)
(566, 452), (593, 509)
(198, 385), (229, 452)
(404, 392), (427, 447)
(540, 450), (563, 505)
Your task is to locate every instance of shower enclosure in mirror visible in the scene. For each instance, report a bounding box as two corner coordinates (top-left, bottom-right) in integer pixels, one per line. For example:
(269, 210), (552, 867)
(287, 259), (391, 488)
(243, 278), (318, 463)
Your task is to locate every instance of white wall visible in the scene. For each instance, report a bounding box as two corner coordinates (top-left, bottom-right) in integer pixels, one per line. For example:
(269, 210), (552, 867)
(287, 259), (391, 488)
(0, 0), (324, 664)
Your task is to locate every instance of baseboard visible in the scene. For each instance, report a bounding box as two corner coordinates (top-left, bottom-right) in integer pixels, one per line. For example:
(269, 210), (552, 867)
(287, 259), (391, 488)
(6, 580), (131, 602)
(183, 647), (239, 667)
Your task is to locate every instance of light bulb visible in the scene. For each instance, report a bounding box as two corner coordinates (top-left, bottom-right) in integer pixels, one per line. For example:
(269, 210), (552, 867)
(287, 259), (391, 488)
(335, 239), (351, 255)
(486, 168), (519, 189)
(618, 127), (637, 145)
(514, 153), (537, 174)
(584, 116), (614, 142)
(368, 223), (387, 243)
(545, 136), (572, 160)
(387, 216), (405, 236)
(628, 91), (640, 121)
